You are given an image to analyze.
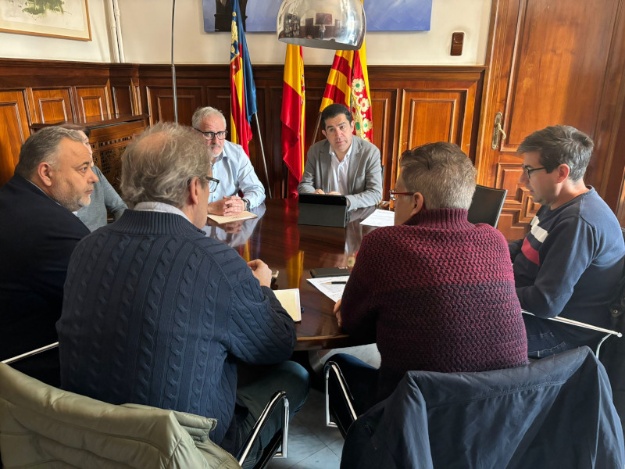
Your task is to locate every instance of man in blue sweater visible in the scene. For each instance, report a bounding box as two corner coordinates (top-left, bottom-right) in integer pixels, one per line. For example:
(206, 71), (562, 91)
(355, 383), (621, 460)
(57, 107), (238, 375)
(509, 125), (625, 357)
(57, 123), (308, 466)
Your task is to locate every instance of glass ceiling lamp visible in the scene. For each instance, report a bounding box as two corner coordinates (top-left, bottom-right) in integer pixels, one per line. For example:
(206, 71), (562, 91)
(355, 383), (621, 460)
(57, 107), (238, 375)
(277, 0), (366, 50)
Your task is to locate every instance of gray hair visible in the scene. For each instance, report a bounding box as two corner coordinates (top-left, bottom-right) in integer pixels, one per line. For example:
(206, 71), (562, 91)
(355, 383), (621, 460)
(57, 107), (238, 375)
(14, 126), (86, 179)
(518, 125), (593, 181)
(191, 106), (227, 129)
(120, 123), (211, 208)
(400, 142), (476, 210)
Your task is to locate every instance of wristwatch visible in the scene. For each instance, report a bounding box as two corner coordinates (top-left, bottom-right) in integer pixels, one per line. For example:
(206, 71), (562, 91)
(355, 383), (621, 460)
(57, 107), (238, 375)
(242, 198), (250, 211)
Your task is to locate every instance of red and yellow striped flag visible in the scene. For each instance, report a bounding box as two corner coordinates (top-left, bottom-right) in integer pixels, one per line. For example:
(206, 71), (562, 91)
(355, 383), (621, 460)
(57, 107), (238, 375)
(281, 44), (306, 198)
(320, 26), (373, 142)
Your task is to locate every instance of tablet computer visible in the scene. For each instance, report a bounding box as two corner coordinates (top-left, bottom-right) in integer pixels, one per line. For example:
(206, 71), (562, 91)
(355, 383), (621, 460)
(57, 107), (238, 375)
(298, 194), (349, 227)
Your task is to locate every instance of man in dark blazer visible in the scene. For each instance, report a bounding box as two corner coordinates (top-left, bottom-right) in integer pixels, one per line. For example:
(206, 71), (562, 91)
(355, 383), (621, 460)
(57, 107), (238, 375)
(0, 126), (97, 384)
(298, 104), (383, 210)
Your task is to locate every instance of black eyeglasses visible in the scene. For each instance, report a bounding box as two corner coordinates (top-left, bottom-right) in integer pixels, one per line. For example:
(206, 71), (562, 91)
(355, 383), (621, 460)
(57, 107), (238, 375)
(203, 176), (220, 192)
(194, 128), (228, 140)
(389, 190), (415, 201)
(521, 165), (548, 178)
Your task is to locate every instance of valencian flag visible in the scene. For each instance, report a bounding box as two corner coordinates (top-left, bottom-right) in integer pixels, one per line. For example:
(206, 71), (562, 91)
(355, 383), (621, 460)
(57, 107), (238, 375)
(281, 44), (306, 198)
(230, 0), (257, 155)
(319, 14), (373, 142)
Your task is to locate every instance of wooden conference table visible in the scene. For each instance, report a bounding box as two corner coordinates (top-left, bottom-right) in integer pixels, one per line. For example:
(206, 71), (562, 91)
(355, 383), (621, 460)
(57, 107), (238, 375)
(204, 199), (381, 351)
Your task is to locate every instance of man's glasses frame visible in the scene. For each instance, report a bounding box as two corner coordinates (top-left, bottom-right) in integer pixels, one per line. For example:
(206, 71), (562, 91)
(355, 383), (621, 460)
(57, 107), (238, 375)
(194, 128), (228, 140)
(521, 165), (547, 178)
(202, 176), (220, 192)
(389, 190), (415, 201)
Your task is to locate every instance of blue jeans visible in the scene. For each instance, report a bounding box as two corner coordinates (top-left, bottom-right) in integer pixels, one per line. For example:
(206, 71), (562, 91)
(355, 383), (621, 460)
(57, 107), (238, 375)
(222, 360), (309, 468)
(523, 314), (575, 358)
(326, 353), (379, 437)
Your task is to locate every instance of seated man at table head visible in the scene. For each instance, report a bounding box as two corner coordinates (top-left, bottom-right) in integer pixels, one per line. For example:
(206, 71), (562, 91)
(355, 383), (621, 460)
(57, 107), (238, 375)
(330, 142), (527, 431)
(192, 106), (266, 217)
(0, 126), (96, 384)
(509, 125), (625, 357)
(298, 103), (382, 210)
(56, 123), (308, 463)
(58, 123), (127, 231)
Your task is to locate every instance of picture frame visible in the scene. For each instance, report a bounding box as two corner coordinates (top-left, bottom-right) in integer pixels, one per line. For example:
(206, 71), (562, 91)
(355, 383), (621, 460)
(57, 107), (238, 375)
(0, 0), (91, 41)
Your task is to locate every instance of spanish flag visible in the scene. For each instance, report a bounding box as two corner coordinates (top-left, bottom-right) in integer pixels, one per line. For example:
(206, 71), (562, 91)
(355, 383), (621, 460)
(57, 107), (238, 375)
(281, 44), (306, 198)
(319, 4), (373, 143)
(230, 0), (257, 155)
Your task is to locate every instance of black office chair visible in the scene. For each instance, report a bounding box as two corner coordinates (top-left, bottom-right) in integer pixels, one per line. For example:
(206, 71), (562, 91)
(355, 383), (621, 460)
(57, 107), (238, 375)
(467, 184), (507, 227)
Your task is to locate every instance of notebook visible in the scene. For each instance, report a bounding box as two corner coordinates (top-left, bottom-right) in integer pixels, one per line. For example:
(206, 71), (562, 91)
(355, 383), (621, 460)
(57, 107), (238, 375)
(298, 193), (349, 228)
(273, 289), (302, 322)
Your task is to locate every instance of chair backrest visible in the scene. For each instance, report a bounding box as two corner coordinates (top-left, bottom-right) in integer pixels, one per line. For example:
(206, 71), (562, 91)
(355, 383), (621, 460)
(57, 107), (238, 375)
(0, 363), (240, 469)
(467, 184), (507, 227)
(341, 347), (625, 469)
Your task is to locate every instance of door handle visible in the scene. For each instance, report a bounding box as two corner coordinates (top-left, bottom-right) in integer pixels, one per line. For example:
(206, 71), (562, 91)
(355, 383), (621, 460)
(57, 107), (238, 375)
(491, 112), (507, 149)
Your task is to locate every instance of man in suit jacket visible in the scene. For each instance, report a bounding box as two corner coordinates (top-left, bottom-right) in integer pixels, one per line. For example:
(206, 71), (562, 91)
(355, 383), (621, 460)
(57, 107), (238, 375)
(0, 126), (97, 384)
(298, 104), (382, 210)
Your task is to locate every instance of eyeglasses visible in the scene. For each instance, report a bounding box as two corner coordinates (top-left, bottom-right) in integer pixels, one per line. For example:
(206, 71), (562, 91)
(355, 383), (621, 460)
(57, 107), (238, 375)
(203, 176), (220, 192)
(389, 190), (415, 201)
(194, 128), (228, 140)
(521, 165), (547, 178)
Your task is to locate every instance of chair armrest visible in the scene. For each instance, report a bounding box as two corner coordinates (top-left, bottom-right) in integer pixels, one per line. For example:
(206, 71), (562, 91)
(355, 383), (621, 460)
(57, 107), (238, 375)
(237, 390), (289, 466)
(2, 342), (59, 365)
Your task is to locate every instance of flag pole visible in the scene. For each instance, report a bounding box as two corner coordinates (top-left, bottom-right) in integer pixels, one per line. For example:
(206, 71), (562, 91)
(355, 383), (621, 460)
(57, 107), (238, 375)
(311, 113), (322, 147)
(170, 0), (178, 123)
(253, 113), (272, 199)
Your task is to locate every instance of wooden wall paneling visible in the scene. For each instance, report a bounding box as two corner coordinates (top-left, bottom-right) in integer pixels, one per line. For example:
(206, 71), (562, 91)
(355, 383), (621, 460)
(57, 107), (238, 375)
(111, 84), (135, 117)
(29, 88), (73, 124)
(145, 85), (204, 125)
(370, 90), (396, 197)
(0, 90), (30, 186)
(109, 64), (141, 118)
(75, 86), (112, 123)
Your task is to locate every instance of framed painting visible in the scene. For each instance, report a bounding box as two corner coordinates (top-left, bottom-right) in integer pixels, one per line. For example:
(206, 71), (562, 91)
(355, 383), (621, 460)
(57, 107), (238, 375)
(0, 0), (91, 41)
(203, 0), (432, 33)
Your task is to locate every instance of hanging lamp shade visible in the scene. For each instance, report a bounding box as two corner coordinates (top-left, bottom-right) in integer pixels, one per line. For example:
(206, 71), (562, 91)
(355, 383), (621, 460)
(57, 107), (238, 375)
(277, 0), (366, 50)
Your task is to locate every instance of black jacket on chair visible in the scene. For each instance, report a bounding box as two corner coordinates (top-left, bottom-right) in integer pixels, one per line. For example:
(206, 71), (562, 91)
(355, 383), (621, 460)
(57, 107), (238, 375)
(341, 347), (624, 469)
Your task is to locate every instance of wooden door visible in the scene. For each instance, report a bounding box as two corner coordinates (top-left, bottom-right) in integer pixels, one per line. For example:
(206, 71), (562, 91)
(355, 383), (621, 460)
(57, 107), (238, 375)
(476, 0), (625, 240)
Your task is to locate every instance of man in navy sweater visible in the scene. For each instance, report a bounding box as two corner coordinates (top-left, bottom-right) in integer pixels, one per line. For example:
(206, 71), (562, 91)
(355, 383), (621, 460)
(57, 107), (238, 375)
(0, 126), (96, 384)
(510, 125), (625, 357)
(57, 123), (308, 466)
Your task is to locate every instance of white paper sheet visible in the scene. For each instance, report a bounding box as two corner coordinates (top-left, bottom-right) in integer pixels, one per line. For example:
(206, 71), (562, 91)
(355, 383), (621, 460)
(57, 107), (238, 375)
(360, 209), (394, 227)
(307, 275), (350, 302)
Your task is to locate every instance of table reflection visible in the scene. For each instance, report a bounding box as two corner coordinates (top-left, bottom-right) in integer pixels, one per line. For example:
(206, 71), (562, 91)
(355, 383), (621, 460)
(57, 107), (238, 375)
(203, 203), (266, 248)
(203, 199), (386, 350)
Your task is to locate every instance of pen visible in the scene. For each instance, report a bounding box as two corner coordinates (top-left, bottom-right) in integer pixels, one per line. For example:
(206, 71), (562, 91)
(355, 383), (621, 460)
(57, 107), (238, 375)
(330, 281), (347, 284)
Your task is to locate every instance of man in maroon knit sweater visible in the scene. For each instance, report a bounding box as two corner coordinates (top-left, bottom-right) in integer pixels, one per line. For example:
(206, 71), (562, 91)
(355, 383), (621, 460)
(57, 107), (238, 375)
(329, 142), (528, 435)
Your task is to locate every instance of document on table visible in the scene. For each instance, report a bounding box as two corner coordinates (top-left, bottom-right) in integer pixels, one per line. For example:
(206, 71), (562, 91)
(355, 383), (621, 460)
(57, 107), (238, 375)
(360, 209), (394, 227)
(207, 211), (257, 224)
(273, 288), (302, 322)
(307, 275), (350, 302)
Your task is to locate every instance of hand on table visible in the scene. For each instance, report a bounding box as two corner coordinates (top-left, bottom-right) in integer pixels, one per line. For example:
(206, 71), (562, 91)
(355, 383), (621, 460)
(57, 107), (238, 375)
(333, 299), (343, 328)
(208, 196), (244, 216)
(248, 259), (272, 287)
(314, 189), (341, 196)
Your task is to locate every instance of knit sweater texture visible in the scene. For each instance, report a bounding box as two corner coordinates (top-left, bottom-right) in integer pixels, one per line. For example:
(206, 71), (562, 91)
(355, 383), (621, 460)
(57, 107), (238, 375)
(341, 208), (528, 399)
(509, 188), (625, 343)
(57, 210), (296, 444)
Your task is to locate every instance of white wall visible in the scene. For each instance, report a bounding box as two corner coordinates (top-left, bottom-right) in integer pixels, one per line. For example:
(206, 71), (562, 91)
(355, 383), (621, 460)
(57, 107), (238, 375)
(0, 0), (112, 62)
(120, 0), (492, 65)
(0, 1), (492, 66)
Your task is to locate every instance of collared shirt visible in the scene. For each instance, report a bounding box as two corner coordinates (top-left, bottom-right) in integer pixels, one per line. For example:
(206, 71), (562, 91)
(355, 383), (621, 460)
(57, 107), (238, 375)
(134, 201), (190, 222)
(209, 140), (266, 208)
(329, 144), (353, 195)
